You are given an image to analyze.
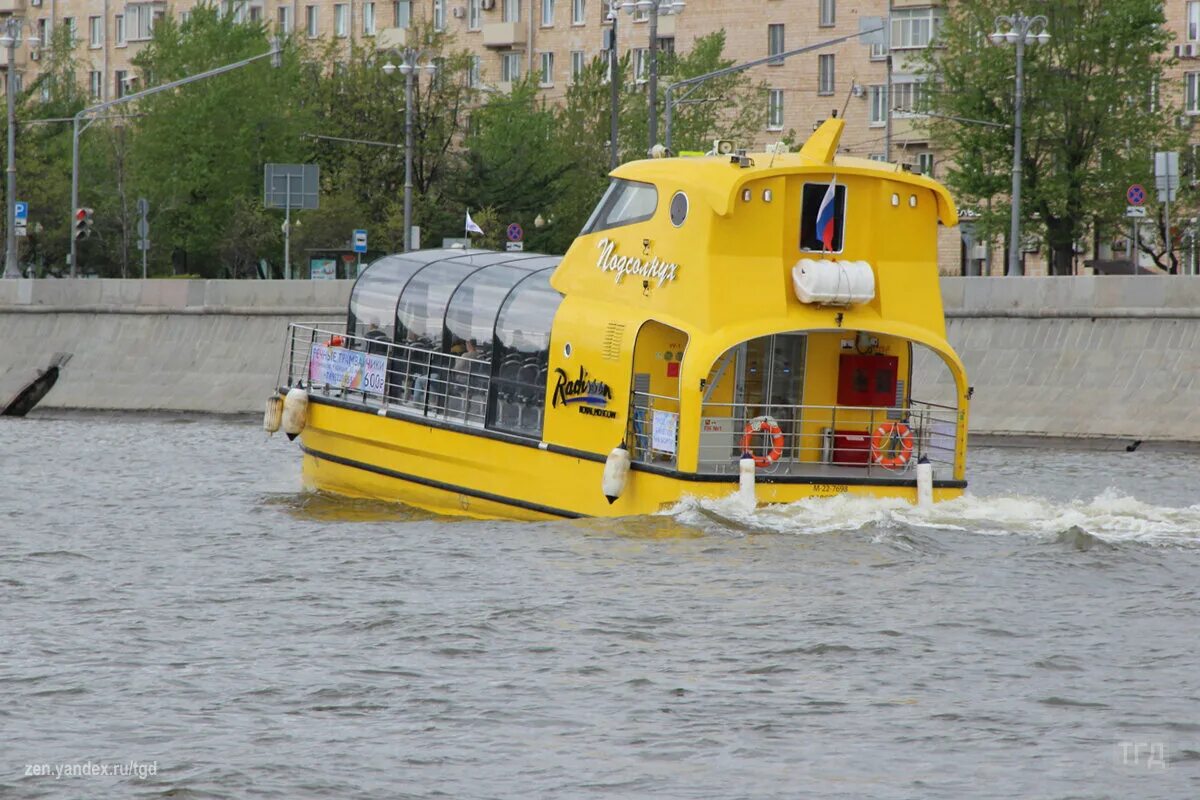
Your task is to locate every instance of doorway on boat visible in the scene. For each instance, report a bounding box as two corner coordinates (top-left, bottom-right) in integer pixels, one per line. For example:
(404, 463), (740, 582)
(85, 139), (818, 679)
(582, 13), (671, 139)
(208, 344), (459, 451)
(698, 333), (807, 474)
(628, 321), (688, 468)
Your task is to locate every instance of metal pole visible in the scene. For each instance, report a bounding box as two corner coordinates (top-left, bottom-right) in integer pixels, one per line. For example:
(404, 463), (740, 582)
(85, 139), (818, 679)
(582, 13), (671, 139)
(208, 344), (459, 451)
(70, 116), (80, 277)
(647, 3), (658, 153)
(884, 52), (893, 163)
(284, 174), (291, 280)
(403, 66), (414, 253)
(4, 31), (19, 279)
(609, 10), (619, 169)
(1165, 191), (1173, 274)
(1008, 29), (1025, 277)
(1132, 219), (1139, 273)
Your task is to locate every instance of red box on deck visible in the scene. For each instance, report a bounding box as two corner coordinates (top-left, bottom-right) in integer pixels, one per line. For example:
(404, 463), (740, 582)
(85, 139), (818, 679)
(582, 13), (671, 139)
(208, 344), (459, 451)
(828, 429), (872, 466)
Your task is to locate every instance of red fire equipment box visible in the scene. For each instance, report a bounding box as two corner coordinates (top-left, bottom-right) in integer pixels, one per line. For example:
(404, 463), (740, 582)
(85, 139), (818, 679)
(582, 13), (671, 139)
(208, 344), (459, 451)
(824, 429), (872, 466)
(837, 354), (899, 408)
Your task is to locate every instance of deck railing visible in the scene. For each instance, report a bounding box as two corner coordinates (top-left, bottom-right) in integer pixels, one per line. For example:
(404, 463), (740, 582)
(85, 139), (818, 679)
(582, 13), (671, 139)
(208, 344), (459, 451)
(691, 398), (959, 477)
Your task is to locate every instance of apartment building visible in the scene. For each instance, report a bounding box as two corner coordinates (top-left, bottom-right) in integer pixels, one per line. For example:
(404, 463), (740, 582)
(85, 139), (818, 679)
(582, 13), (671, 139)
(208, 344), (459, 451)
(1, 0), (1195, 273)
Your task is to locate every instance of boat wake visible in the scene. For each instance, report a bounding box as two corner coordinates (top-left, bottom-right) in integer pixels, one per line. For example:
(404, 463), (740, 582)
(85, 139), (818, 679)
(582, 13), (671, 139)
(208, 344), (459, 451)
(664, 488), (1200, 547)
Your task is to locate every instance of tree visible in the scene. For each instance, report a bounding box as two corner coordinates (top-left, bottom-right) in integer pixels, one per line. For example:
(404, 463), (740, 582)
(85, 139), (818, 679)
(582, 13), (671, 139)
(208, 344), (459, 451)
(922, 0), (1177, 274)
(129, 7), (311, 276)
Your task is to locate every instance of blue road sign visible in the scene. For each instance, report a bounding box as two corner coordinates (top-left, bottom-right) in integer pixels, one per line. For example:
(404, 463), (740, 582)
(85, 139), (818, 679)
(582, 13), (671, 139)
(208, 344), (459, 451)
(14, 202), (27, 221)
(1127, 184), (1146, 206)
(353, 229), (368, 254)
(506, 223), (523, 242)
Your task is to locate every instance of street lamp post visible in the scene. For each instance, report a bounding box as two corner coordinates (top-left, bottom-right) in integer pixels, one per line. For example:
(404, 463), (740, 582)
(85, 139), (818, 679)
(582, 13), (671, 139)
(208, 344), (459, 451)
(608, 0), (684, 157)
(990, 12), (1049, 277)
(1, 19), (36, 279)
(383, 51), (436, 253)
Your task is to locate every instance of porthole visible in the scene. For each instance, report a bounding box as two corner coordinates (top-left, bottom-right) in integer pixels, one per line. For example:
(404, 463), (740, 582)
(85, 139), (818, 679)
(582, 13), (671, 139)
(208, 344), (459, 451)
(563, 342), (572, 358)
(669, 191), (689, 227)
(909, 194), (918, 208)
(891, 193), (900, 207)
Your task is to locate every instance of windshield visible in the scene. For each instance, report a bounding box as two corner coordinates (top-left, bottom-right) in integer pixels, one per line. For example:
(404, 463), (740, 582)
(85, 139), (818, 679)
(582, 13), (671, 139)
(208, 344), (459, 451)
(581, 179), (658, 234)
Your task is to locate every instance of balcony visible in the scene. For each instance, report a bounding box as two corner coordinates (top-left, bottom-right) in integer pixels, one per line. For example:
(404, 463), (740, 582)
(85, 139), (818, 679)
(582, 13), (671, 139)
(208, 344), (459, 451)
(0, 0), (26, 12)
(375, 26), (409, 49)
(482, 21), (522, 48)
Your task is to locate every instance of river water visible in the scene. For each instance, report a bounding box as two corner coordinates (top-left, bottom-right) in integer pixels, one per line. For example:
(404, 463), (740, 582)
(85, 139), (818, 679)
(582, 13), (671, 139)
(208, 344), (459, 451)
(2, 414), (1198, 799)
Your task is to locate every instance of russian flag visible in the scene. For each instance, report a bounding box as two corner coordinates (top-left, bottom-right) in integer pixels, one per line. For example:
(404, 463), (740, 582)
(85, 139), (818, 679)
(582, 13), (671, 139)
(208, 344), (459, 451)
(815, 176), (837, 251)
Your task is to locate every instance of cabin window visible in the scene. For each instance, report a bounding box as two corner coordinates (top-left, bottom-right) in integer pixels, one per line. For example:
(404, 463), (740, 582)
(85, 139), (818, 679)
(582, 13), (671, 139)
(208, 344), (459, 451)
(581, 179), (658, 234)
(347, 254), (433, 340)
(489, 269), (563, 437)
(799, 181), (847, 253)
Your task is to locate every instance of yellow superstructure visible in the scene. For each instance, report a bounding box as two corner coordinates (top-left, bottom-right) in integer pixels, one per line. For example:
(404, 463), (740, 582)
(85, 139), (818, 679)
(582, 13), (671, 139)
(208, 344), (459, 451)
(276, 119), (970, 520)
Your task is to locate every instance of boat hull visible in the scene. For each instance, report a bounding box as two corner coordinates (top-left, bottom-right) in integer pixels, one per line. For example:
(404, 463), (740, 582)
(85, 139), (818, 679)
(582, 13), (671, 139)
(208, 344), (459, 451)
(298, 398), (965, 520)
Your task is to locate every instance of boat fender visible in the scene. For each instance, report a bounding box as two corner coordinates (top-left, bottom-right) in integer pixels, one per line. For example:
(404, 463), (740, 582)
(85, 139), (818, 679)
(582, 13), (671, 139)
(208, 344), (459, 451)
(263, 394), (284, 435)
(602, 443), (631, 505)
(916, 456), (933, 508)
(738, 455), (756, 508)
(282, 386), (308, 441)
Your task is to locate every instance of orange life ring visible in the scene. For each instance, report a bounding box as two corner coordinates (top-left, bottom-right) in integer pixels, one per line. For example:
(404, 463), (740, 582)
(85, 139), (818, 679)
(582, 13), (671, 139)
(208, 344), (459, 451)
(871, 422), (914, 468)
(740, 415), (785, 468)
(327, 334), (345, 348)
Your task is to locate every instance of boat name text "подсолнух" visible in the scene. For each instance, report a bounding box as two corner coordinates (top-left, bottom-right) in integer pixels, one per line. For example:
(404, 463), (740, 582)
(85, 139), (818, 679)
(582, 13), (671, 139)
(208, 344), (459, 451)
(595, 239), (680, 287)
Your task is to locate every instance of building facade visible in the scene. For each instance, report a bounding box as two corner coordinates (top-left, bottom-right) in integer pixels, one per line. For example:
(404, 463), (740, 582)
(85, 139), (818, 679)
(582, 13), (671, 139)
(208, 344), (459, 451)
(1, 0), (1196, 274)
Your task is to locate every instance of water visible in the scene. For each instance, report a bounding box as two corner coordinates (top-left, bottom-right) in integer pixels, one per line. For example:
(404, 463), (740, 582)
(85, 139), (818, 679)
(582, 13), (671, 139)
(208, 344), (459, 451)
(2, 414), (1199, 799)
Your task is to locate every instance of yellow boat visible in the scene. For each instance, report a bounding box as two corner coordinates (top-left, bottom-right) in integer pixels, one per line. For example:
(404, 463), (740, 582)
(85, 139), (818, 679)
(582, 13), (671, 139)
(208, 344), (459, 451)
(271, 119), (970, 520)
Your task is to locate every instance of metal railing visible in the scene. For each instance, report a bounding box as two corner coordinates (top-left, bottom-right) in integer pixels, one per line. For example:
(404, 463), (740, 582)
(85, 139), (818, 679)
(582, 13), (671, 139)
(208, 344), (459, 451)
(628, 390), (682, 468)
(692, 398), (959, 477)
(279, 322), (496, 428)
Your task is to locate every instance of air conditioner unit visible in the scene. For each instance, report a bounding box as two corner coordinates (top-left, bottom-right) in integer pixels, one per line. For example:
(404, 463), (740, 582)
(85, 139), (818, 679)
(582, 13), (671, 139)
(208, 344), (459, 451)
(480, 0), (495, 9)
(452, 5), (465, 18)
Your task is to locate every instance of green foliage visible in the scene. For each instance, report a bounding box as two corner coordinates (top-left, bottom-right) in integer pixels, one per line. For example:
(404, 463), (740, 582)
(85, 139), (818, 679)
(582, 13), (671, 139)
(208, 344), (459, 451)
(921, 0), (1177, 273)
(127, 7), (310, 275)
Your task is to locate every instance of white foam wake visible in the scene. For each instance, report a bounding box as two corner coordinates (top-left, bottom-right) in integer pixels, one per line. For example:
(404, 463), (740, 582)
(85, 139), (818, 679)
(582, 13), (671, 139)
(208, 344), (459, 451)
(664, 488), (1200, 547)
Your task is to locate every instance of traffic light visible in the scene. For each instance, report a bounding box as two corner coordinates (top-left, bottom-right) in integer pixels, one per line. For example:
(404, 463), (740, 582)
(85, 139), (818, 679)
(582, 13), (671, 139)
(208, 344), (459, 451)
(73, 207), (93, 241)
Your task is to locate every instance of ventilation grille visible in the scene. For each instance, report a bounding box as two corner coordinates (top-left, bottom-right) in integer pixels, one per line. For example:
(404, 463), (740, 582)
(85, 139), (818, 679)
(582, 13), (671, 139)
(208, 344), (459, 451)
(602, 322), (625, 360)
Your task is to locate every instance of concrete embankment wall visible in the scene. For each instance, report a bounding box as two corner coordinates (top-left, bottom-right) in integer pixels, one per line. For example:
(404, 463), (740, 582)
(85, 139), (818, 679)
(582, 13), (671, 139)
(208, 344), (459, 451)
(1, 276), (1199, 441)
(0, 280), (350, 414)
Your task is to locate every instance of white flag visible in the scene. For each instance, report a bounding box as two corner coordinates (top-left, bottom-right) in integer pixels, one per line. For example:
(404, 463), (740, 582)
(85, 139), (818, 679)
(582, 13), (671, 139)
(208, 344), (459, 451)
(465, 210), (484, 235)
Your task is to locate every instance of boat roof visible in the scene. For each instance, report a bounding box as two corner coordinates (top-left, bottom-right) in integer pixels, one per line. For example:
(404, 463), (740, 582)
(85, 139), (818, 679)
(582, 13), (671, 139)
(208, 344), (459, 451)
(610, 119), (958, 226)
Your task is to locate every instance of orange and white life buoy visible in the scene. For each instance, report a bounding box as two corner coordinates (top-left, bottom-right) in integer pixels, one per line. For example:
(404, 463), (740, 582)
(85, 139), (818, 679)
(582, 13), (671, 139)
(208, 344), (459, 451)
(327, 334), (346, 348)
(740, 415), (785, 468)
(871, 421), (914, 469)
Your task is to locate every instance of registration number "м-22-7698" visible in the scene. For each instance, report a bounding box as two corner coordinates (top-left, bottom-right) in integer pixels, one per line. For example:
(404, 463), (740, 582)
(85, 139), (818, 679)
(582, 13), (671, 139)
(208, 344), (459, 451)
(812, 484), (849, 495)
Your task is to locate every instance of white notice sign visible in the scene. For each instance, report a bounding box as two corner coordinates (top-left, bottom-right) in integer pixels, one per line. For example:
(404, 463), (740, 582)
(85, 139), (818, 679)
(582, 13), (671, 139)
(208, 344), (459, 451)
(651, 410), (678, 454)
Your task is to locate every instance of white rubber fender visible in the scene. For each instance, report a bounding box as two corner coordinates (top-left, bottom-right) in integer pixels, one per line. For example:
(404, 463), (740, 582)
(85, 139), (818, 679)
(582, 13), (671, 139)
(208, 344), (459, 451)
(602, 443), (631, 505)
(738, 456), (757, 509)
(263, 395), (283, 435)
(916, 457), (933, 508)
(282, 386), (308, 441)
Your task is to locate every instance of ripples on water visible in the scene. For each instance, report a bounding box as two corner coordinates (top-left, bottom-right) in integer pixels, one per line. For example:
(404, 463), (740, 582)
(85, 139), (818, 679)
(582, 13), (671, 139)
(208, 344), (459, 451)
(2, 415), (1199, 799)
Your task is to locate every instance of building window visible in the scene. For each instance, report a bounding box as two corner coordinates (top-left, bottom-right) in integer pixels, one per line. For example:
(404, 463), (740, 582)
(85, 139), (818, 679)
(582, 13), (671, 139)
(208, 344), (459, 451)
(868, 85), (887, 126)
(1187, 73), (1200, 114)
(468, 0), (481, 29)
(767, 89), (783, 130)
(468, 54), (481, 87)
(819, 0), (835, 27)
(891, 7), (944, 50)
(501, 52), (521, 82)
(115, 69), (128, 98)
(570, 50), (585, 81)
(64, 17), (77, 44)
(917, 152), (935, 176)
(434, 0), (445, 30)
(892, 81), (927, 115)
(870, 41), (888, 61)
(362, 3), (375, 34)
(114, 15), (125, 45)
(1190, 2), (1200, 41)
(768, 24), (784, 66)
(503, 0), (519, 23)
(89, 71), (102, 99)
(306, 5), (319, 37)
(818, 54), (834, 95)
(277, 6), (292, 33)
(539, 51), (554, 85)
(334, 3), (348, 36)
(249, 5), (263, 21)
(634, 47), (647, 83)
(572, 0), (585, 25)
(394, 0), (410, 28)
(541, 0), (554, 26)
(125, 4), (164, 42)
(89, 16), (103, 47)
